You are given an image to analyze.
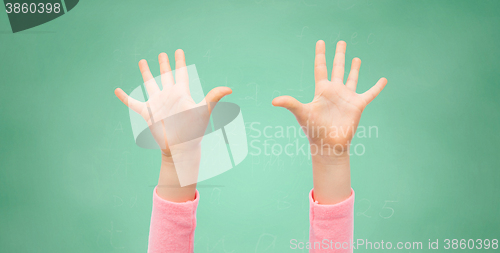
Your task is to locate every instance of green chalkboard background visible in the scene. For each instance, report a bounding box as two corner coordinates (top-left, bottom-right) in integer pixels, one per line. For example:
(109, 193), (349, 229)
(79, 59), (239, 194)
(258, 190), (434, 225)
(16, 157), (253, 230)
(1, 0), (499, 252)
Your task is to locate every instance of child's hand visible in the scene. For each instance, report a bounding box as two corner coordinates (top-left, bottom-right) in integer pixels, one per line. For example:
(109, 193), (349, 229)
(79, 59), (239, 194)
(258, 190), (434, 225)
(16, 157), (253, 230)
(114, 50), (231, 201)
(272, 40), (387, 157)
(272, 40), (387, 204)
(114, 50), (232, 157)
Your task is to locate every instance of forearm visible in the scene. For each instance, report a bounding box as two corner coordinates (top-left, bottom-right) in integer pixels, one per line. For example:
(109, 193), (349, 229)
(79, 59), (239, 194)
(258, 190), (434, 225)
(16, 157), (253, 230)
(157, 150), (199, 203)
(148, 150), (201, 253)
(311, 150), (351, 205)
(309, 150), (354, 253)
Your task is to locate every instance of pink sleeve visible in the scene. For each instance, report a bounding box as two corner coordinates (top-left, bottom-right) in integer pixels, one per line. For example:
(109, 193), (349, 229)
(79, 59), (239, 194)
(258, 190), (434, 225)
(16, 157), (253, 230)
(147, 187), (199, 253)
(309, 189), (355, 253)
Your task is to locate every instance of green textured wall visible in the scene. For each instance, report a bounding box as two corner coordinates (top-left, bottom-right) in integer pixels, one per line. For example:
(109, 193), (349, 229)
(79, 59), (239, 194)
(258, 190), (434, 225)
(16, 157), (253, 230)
(1, 0), (499, 252)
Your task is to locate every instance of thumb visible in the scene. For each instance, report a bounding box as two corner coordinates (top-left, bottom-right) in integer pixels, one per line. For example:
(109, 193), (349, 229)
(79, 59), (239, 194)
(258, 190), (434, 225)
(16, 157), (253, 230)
(115, 88), (144, 114)
(204, 87), (232, 113)
(272, 95), (303, 116)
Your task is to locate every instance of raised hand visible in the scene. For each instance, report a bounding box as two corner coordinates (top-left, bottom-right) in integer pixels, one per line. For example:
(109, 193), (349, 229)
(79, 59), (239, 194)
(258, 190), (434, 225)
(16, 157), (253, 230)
(272, 40), (387, 156)
(114, 50), (232, 157)
(272, 40), (387, 204)
(114, 50), (231, 199)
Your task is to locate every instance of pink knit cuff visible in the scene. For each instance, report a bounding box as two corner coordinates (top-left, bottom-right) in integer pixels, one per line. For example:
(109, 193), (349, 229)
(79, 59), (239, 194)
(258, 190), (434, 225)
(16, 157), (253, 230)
(148, 187), (200, 253)
(152, 186), (200, 214)
(309, 189), (355, 220)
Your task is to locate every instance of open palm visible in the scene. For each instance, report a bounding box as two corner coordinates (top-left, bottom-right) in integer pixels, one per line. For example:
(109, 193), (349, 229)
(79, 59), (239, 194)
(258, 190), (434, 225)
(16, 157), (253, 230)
(115, 50), (232, 156)
(272, 40), (387, 155)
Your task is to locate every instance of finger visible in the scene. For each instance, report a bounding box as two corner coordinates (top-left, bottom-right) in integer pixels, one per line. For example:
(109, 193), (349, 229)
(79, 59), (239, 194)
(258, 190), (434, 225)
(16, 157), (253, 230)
(332, 41), (346, 83)
(175, 49), (189, 89)
(114, 88), (144, 113)
(272, 95), (304, 116)
(204, 87), (232, 113)
(138, 59), (160, 97)
(314, 40), (328, 83)
(361, 77), (387, 104)
(345, 57), (361, 91)
(158, 52), (174, 89)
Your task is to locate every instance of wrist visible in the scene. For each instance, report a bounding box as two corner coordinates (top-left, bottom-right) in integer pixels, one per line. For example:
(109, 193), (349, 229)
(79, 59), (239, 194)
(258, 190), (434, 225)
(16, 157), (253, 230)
(157, 147), (200, 202)
(310, 144), (350, 166)
(160, 144), (201, 165)
(160, 152), (178, 167)
(310, 144), (351, 205)
(157, 168), (197, 202)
